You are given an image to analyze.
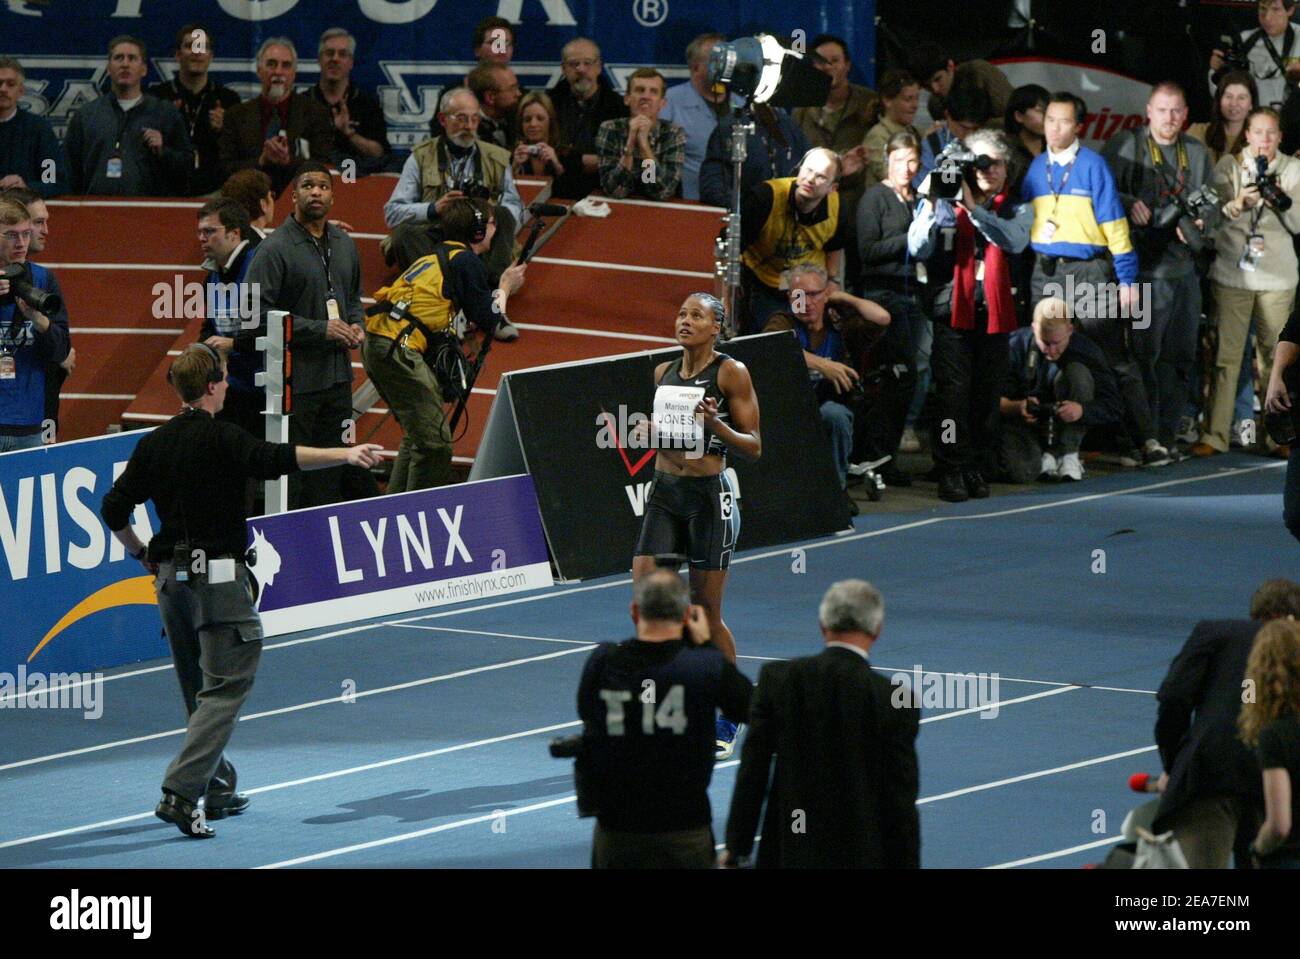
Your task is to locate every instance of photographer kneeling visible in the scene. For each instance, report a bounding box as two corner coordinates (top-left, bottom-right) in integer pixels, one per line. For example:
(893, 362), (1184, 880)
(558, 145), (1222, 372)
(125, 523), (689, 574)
(1000, 297), (1122, 483)
(362, 198), (525, 493)
(763, 264), (894, 513)
(1193, 107), (1300, 457)
(908, 129), (1033, 502)
(573, 566), (752, 869)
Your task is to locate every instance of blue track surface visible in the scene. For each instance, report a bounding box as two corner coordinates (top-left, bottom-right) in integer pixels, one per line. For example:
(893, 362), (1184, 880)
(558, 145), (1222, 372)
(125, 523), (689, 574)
(1, 455), (1293, 869)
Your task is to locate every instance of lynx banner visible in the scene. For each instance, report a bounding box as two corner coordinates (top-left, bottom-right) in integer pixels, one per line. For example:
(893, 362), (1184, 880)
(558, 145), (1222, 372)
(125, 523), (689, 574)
(3, 0), (874, 151)
(246, 473), (553, 637)
(470, 331), (849, 581)
(0, 431), (161, 677)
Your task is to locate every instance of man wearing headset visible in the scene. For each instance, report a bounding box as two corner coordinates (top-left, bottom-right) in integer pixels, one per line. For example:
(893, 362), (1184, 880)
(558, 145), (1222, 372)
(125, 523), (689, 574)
(363, 197), (525, 492)
(100, 342), (383, 839)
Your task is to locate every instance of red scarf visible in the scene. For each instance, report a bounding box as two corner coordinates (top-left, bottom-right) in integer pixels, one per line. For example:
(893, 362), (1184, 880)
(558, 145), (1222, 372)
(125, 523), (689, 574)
(951, 192), (1016, 334)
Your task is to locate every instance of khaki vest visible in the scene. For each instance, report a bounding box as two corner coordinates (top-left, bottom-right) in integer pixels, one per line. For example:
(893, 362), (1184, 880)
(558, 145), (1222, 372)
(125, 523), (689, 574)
(742, 177), (840, 289)
(411, 136), (511, 202)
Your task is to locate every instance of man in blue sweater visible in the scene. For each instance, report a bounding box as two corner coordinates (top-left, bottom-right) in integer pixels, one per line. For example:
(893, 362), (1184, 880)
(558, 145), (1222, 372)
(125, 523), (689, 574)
(0, 58), (68, 197)
(0, 196), (70, 451)
(1023, 92), (1164, 467)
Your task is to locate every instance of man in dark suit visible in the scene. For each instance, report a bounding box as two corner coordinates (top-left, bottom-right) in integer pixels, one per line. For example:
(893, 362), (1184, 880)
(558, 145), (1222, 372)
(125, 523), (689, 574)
(721, 579), (920, 868)
(1151, 578), (1300, 867)
(219, 37), (334, 196)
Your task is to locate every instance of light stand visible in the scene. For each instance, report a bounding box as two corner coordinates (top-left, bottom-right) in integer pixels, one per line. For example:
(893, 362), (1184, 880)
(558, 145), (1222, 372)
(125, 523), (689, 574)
(707, 35), (830, 340)
(715, 107), (754, 340)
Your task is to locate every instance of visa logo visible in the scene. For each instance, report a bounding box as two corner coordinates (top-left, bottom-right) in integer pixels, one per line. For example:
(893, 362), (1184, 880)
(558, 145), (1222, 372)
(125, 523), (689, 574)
(0, 462), (152, 581)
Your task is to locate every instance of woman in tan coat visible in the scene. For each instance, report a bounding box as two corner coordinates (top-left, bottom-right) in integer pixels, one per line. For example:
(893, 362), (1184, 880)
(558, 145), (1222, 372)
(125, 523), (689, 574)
(1193, 107), (1300, 456)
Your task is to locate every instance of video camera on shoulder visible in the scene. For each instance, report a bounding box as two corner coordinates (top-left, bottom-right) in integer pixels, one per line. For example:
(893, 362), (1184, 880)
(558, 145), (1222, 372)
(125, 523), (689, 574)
(927, 140), (996, 201)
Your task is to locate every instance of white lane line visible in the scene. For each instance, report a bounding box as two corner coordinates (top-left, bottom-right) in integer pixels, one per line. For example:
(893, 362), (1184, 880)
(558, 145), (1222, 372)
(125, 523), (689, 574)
(985, 836), (1123, 869)
(0, 720), (582, 851)
(258, 797), (581, 868)
(919, 685), (1077, 722)
(512, 321), (677, 342)
(42, 263), (203, 272)
(0, 645), (592, 771)
(69, 327), (184, 335)
(262, 759), (744, 869)
(916, 745), (1157, 805)
(390, 624), (591, 645)
(528, 256), (713, 279)
(47, 200), (205, 209)
(60, 393), (135, 401)
(594, 196), (725, 213)
(240, 645), (592, 722)
(257, 741), (1146, 868)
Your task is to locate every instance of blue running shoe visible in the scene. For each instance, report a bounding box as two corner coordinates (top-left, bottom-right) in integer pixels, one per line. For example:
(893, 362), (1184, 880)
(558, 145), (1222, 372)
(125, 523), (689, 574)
(715, 717), (739, 761)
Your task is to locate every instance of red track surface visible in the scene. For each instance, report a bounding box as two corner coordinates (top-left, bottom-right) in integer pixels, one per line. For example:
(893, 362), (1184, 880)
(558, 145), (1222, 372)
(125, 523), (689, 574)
(44, 176), (724, 463)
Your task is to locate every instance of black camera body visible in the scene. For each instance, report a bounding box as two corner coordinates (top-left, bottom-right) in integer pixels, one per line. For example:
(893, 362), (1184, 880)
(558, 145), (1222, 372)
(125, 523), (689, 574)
(1217, 33), (1252, 76)
(1257, 172), (1294, 213)
(1026, 393), (1058, 448)
(928, 141), (996, 200)
(0, 263), (61, 315)
(549, 734), (600, 818)
(1151, 184), (1219, 254)
(444, 173), (492, 200)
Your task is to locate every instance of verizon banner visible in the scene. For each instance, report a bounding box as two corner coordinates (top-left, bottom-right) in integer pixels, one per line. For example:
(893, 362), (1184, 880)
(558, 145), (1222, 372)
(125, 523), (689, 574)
(471, 332), (848, 581)
(994, 56), (1153, 150)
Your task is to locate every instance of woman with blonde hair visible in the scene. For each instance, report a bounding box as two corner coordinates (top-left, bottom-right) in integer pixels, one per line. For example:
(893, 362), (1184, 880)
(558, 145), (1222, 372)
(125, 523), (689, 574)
(511, 90), (586, 199)
(1239, 618), (1300, 867)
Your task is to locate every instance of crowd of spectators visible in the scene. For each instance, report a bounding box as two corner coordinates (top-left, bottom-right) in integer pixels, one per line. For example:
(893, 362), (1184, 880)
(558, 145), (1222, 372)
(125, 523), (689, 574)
(4, 13), (1300, 519)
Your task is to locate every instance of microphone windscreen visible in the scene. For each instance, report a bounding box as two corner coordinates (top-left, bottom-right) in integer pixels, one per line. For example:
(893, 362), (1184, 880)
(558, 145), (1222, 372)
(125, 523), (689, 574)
(1129, 772), (1151, 793)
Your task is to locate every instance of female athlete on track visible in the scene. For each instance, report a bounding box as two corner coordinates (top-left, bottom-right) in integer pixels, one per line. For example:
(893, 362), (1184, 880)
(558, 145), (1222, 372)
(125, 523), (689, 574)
(631, 292), (761, 758)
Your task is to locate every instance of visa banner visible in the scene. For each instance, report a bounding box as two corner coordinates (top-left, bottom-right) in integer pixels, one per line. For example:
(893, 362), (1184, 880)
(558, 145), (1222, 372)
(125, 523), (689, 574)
(246, 473), (553, 637)
(3, 0), (874, 151)
(0, 432), (161, 677)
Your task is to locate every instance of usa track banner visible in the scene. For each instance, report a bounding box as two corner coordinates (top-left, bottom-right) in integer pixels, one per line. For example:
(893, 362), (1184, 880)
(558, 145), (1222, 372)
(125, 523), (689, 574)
(471, 331), (849, 581)
(247, 473), (553, 637)
(0, 431), (161, 677)
(3, 0), (875, 152)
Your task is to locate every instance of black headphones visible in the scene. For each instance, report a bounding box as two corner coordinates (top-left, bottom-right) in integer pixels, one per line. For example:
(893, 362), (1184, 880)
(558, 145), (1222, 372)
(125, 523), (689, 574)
(166, 341), (224, 388)
(469, 204), (488, 244)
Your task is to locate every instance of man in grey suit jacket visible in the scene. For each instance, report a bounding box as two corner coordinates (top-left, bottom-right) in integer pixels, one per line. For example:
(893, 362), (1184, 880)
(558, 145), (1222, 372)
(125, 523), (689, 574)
(722, 579), (921, 868)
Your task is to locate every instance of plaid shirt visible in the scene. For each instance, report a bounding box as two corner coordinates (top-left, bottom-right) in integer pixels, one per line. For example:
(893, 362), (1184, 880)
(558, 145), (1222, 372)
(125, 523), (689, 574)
(595, 117), (686, 200)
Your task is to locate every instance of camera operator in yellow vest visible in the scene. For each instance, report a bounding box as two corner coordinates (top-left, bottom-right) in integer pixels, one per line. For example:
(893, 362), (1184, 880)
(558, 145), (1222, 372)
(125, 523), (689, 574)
(362, 197), (526, 492)
(739, 147), (850, 335)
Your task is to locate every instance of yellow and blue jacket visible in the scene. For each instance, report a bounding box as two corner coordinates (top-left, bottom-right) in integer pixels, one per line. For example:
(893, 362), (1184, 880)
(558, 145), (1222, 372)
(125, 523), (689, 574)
(1021, 145), (1138, 286)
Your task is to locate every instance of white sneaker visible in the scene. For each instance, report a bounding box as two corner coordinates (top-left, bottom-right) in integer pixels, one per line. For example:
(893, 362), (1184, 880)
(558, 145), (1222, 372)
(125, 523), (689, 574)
(1142, 438), (1172, 467)
(1056, 452), (1084, 481)
(899, 428), (922, 454)
(1176, 417), (1199, 445)
(1233, 419), (1257, 448)
(493, 320), (520, 342)
(1039, 452), (1059, 479)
